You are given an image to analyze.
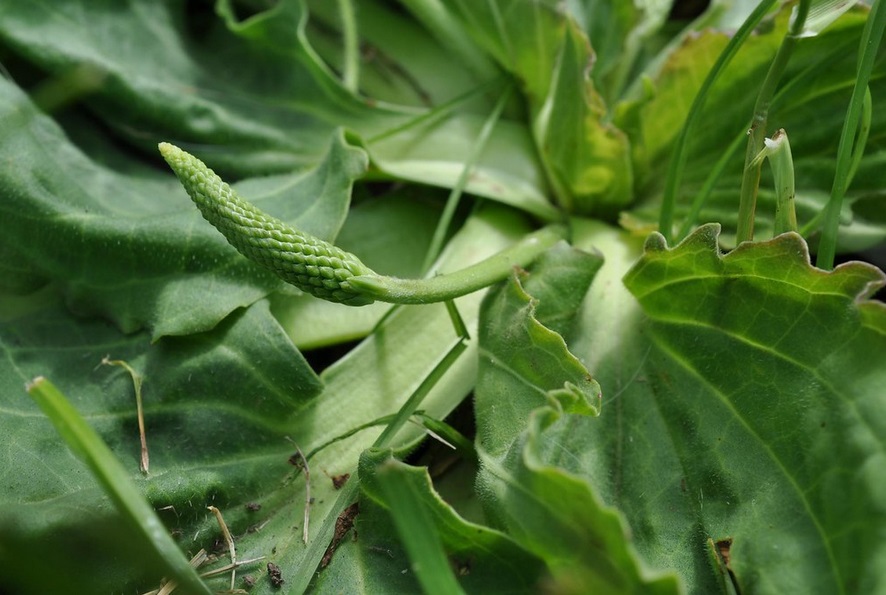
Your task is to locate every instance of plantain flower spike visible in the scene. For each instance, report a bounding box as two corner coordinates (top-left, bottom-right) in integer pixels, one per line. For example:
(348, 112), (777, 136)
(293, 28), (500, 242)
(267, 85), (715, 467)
(159, 142), (377, 306)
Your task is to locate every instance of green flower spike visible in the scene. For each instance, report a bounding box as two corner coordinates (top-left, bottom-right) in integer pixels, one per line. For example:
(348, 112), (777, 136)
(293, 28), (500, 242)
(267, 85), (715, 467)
(160, 143), (567, 306)
(159, 142), (376, 306)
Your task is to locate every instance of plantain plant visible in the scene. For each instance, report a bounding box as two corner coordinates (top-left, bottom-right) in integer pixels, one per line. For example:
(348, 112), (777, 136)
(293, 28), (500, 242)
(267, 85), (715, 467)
(1, 1), (885, 594)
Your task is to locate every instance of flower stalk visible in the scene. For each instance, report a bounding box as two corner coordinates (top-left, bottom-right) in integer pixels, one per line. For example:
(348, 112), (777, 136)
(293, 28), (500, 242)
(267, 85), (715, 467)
(159, 143), (566, 305)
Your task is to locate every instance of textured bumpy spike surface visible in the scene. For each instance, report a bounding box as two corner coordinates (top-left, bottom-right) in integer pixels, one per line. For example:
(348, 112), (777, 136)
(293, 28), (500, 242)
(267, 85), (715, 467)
(159, 143), (377, 306)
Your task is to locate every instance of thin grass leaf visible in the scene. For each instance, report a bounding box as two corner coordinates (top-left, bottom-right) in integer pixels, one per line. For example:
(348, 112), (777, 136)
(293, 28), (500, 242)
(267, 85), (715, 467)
(818, 0), (884, 270)
(25, 377), (212, 595)
(414, 413), (477, 464)
(659, 0), (780, 242)
(422, 82), (514, 272)
(749, 129), (797, 235)
(736, 0), (811, 243)
(374, 459), (467, 595)
(767, 130), (799, 234)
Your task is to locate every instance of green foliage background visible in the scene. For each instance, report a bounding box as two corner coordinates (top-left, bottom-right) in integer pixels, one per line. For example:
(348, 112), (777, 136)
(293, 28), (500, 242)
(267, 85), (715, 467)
(0, 1), (884, 593)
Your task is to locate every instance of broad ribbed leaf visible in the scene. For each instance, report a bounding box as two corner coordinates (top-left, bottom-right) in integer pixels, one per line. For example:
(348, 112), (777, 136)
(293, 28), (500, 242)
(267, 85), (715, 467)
(621, 224), (886, 593)
(437, 0), (635, 216)
(475, 241), (679, 592)
(0, 0), (375, 174)
(479, 407), (682, 594)
(536, 18), (633, 217)
(476, 243), (603, 455)
(551, 221), (886, 593)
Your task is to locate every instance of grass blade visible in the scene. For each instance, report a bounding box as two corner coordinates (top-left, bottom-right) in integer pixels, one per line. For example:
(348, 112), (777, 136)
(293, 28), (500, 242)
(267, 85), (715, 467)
(768, 130), (798, 235)
(422, 83), (514, 273)
(659, 0), (779, 243)
(817, 0), (884, 268)
(735, 0), (811, 243)
(25, 377), (212, 595)
(375, 459), (467, 595)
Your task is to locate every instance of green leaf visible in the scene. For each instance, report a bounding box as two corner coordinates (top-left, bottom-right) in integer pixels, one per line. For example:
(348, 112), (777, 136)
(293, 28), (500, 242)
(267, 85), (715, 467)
(473, 237), (678, 592)
(622, 225), (886, 593)
(440, 0), (635, 216)
(562, 1), (670, 101)
(0, 0), (356, 173)
(561, 222), (886, 593)
(476, 242), (603, 455)
(0, 74), (366, 338)
(0, 0), (551, 214)
(478, 407), (683, 594)
(536, 18), (633, 216)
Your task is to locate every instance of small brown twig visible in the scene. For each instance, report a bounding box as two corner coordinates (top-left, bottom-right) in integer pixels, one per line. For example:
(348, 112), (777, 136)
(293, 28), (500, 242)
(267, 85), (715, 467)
(142, 549), (264, 595)
(100, 355), (149, 474)
(207, 506), (237, 591)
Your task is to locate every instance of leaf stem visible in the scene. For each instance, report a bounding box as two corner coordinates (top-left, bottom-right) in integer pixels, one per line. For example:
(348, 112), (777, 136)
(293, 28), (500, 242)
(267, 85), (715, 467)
(659, 0), (779, 243)
(736, 0), (811, 244)
(817, 0), (884, 269)
(305, 414), (398, 461)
